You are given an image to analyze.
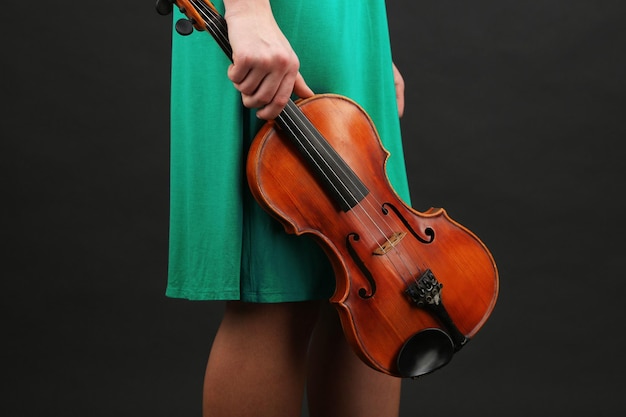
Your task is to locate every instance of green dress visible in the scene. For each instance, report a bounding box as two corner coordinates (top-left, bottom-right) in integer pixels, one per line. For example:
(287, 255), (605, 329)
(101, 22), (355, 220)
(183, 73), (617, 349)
(166, 0), (411, 302)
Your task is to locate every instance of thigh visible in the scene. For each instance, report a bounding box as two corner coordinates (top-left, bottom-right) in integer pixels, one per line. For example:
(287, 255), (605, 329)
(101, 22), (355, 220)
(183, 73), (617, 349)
(203, 301), (321, 417)
(306, 303), (401, 417)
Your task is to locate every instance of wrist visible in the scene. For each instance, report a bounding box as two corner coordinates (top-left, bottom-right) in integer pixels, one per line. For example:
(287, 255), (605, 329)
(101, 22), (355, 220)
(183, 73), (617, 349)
(223, 0), (272, 19)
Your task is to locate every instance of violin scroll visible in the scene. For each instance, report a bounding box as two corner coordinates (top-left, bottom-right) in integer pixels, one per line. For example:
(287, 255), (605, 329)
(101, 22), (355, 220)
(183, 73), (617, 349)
(156, 0), (201, 35)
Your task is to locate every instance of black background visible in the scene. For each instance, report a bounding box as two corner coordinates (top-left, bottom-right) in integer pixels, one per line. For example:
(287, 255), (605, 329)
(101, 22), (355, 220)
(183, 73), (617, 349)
(3, 1), (625, 416)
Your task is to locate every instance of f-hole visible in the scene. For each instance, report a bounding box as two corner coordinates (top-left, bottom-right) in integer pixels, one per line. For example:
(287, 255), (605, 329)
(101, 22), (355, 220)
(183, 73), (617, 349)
(346, 233), (376, 299)
(382, 203), (435, 244)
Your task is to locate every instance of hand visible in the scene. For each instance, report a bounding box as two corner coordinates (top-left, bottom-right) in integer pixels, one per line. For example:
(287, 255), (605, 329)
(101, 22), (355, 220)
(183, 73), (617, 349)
(224, 0), (314, 120)
(392, 62), (405, 118)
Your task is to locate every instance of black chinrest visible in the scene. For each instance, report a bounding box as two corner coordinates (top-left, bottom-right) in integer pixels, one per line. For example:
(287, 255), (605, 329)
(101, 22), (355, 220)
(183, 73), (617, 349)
(396, 328), (455, 378)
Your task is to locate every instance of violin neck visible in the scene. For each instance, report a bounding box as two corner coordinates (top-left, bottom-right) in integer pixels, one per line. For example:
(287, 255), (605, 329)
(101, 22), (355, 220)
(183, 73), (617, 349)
(191, 1), (233, 60)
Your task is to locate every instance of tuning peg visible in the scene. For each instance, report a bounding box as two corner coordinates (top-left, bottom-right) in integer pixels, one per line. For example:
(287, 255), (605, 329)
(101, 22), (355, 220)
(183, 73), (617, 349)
(175, 18), (195, 36)
(155, 0), (174, 16)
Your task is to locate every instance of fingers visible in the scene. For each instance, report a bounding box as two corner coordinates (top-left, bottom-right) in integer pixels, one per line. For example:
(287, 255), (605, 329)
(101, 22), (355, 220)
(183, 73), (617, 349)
(232, 59), (401, 120)
(253, 69), (298, 120)
(227, 52), (298, 119)
(229, 59), (313, 120)
(392, 63), (405, 118)
(254, 72), (315, 120)
(293, 72), (315, 100)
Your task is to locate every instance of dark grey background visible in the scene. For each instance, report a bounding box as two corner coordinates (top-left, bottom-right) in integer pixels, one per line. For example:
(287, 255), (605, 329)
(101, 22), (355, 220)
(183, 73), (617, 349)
(3, 1), (624, 416)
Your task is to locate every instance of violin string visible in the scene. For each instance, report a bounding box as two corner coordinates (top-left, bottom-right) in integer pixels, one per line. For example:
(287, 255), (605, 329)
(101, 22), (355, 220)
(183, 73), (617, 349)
(189, 0), (232, 58)
(188, 1), (388, 244)
(284, 110), (429, 287)
(193, 0), (421, 285)
(187, 2), (359, 221)
(277, 102), (418, 284)
(189, 1), (371, 219)
(277, 105), (392, 252)
(191, 0), (422, 285)
(188, 2), (380, 221)
(191, 0), (420, 284)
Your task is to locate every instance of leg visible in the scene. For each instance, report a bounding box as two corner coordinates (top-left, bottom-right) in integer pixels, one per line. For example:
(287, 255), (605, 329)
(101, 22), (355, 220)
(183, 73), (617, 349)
(203, 300), (321, 417)
(306, 303), (402, 417)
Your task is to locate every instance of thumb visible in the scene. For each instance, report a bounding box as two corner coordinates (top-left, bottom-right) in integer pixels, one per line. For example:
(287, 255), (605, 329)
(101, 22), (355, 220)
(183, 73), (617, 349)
(293, 72), (315, 99)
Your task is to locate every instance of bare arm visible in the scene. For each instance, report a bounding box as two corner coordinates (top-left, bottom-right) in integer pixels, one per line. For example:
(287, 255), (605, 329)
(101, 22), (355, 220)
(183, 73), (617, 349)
(223, 0), (314, 120)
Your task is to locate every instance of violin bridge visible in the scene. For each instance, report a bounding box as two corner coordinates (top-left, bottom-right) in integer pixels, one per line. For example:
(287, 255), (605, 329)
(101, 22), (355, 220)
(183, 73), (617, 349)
(373, 232), (406, 255)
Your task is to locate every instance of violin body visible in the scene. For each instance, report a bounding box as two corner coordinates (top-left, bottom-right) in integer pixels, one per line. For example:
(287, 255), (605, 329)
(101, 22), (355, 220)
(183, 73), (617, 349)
(247, 94), (499, 377)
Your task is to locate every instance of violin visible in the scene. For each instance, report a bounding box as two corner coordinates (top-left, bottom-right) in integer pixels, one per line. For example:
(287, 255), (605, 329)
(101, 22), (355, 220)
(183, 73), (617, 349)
(157, 0), (499, 378)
